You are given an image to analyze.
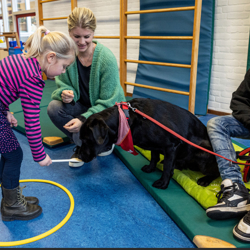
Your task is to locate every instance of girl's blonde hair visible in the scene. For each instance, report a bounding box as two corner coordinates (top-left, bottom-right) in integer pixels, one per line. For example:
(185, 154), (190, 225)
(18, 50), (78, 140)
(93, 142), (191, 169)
(23, 26), (78, 59)
(67, 7), (96, 32)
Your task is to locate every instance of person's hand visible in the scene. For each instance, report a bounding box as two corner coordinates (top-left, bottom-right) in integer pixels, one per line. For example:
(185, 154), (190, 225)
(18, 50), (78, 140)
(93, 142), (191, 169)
(63, 118), (83, 133)
(6, 111), (18, 127)
(61, 90), (74, 103)
(39, 154), (52, 166)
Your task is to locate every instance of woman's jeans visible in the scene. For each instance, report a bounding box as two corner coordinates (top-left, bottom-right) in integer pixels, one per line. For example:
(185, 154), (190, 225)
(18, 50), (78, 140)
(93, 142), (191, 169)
(207, 115), (250, 185)
(47, 100), (88, 146)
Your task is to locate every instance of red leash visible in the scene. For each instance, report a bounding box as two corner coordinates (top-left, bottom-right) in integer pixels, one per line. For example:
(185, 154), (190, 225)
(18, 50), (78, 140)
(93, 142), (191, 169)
(116, 102), (250, 167)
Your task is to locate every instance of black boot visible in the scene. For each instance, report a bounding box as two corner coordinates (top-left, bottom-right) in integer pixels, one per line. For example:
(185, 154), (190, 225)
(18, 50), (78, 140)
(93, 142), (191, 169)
(1, 186), (42, 221)
(1, 185), (39, 205)
(19, 185), (39, 205)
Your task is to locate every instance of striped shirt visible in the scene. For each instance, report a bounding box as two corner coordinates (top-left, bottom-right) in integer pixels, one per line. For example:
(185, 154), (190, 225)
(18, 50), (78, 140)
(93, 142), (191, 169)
(0, 54), (46, 162)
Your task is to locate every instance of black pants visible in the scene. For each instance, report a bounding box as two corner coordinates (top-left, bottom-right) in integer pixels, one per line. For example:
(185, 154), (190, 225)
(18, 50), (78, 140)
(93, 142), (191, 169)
(47, 100), (88, 139)
(0, 146), (23, 189)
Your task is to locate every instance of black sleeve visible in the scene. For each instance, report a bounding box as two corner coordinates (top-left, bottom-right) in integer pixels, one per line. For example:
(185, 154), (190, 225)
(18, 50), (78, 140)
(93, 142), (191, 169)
(230, 69), (250, 130)
(76, 115), (87, 123)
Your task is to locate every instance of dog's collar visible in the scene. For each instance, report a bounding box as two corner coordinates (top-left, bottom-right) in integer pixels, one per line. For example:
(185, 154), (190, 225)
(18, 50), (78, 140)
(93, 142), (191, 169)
(117, 102), (130, 120)
(115, 102), (138, 156)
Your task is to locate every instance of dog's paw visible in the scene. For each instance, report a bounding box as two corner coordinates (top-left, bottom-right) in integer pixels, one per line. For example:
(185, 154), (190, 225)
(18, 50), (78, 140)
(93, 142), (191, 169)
(141, 165), (155, 173)
(152, 179), (169, 189)
(197, 176), (214, 187)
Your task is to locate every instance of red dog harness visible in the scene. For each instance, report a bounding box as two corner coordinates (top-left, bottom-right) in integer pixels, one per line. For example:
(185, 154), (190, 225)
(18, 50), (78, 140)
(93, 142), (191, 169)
(115, 102), (138, 155)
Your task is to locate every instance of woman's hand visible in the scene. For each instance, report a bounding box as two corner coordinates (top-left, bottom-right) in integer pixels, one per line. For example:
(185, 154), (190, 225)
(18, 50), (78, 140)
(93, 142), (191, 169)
(6, 111), (18, 127)
(61, 90), (74, 103)
(63, 118), (83, 133)
(39, 154), (52, 167)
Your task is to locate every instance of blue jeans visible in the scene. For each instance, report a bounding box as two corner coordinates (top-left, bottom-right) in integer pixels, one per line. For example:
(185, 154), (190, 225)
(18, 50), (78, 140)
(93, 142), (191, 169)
(47, 100), (88, 146)
(207, 115), (250, 184)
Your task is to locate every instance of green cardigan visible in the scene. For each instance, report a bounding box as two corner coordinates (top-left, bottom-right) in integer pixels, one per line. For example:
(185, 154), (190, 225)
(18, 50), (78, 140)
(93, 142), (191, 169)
(52, 41), (126, 119)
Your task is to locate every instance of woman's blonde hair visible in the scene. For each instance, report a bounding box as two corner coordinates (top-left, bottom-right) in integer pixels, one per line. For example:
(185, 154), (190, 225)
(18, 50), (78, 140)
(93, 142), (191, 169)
(23, 26), (78, 59)
(67, 7), (96, 32)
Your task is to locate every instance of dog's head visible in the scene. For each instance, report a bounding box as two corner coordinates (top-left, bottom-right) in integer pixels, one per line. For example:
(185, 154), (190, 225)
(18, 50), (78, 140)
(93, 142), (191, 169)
(78, 115), (116, 162)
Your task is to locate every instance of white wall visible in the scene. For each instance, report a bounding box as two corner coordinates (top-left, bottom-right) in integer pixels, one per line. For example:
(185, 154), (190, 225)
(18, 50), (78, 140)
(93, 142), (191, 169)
(209, 0), (250, 113)
(37, 0), (250, 113)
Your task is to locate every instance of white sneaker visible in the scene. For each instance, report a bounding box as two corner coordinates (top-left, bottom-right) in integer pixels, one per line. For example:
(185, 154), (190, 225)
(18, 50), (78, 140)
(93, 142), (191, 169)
(69, 146), (84, 167)
(69, 158), (84, 167)
(233, 210), (250, 242)
(206, 179), (250, 220)
(98, 144), (115, 157)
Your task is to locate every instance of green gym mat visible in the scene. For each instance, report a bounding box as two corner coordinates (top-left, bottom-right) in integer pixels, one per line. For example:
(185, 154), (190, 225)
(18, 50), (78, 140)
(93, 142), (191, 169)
(134, 142), (250, 210)
(9, 80), (69, 147)
(114, 143), (250, 248)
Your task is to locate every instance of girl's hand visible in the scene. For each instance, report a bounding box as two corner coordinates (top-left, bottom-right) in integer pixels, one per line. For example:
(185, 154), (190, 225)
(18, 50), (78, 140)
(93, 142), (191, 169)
(39, 154), (52, 167)
(63, 118), (83, 133)
(6, 111), (18, 127)
(61, 90), (74, 103)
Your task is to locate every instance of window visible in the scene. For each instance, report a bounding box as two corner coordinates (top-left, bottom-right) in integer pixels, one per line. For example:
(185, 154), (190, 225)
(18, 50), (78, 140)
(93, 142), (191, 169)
(14, 0), (35, 12)
(16, 13), (36, 42)
(0, 17), (4, 44)
(0, 0), (36, 44)
(7, 0), (13, 31)
(0, 18), (3, 33)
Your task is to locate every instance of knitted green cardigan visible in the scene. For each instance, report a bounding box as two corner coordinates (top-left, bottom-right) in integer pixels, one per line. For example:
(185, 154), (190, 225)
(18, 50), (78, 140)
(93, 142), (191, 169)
(51, 41), (126, 119)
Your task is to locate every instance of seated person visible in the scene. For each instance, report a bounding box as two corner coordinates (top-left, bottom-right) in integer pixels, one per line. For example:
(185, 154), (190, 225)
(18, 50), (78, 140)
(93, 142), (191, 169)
(206, 69), (250, 242)
(47, 7), (126, 167)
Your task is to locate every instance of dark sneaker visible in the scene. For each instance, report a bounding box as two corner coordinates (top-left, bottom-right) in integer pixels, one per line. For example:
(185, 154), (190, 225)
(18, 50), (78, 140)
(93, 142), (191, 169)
(233, 211), (250, 242)
(206, 179), (250, 220)
(69, 146), (84, 167)
(98, 144), (115, 157)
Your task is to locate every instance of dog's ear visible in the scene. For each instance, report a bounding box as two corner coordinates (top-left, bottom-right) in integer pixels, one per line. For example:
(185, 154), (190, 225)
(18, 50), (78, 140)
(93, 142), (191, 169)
(89, 118), (109, 145)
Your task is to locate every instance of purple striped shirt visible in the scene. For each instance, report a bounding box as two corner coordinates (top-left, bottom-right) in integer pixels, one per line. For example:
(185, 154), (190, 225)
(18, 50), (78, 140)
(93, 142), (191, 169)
(0, 54), (46, 162)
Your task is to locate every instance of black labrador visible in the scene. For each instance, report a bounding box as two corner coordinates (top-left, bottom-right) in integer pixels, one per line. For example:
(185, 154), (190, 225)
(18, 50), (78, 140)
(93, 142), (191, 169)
(78, 98), (220, 189)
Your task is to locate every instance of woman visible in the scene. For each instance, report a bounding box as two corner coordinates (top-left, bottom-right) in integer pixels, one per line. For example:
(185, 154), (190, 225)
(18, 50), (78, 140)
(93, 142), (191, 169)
(47, 7), (126, 167)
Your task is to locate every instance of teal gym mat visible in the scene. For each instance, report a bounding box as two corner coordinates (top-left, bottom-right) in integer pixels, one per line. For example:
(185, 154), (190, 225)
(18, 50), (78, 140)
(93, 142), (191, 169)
(9, 80), (69, 147)
(114, 145), (250, 248)
(133, 0), (215, 115)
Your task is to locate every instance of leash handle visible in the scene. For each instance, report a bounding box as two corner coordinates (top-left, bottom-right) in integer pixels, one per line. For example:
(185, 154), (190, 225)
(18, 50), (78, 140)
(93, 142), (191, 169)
(132, 107), (250, 166)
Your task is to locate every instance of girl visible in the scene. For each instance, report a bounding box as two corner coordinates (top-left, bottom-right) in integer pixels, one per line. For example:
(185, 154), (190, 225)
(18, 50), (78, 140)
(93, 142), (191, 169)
(0, 26), (77, 221)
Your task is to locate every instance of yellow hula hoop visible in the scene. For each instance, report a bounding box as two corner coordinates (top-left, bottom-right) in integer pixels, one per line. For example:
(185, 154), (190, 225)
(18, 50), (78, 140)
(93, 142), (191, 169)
(0, 179), (74, 247)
